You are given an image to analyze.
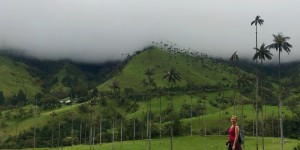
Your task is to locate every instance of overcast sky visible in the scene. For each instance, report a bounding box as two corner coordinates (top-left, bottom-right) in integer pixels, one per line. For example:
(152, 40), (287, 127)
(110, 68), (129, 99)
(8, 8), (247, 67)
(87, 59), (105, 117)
(0, 0), (299, 63)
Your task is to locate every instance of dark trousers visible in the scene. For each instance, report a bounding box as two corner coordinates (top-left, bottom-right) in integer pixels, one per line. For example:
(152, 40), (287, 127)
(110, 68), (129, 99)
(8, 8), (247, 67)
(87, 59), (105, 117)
(228, 142), (242, 150)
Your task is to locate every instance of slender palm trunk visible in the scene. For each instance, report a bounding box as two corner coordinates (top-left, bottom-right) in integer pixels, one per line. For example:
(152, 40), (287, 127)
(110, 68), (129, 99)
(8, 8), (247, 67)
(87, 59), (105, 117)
(52, 126), (54, 149)
(99, 117), (102, 146)
(142, 95), (144, 140)
(93, 124), (95, 150)
(146, 100), (149, 147)
(218, 90), (221, 135)
(120, 102), (123, 149)
(58, 122), (61, 150)
(159, 95), (162, 144)
(198, 109), (201, 135)
(80, 121), (82, 144)
(112, 119), (114, 150)
(265, 103), (267, 135)
(203, 98), (207, 150)
(34, 98), (37, 149)
(85, 123), (87, 144)
(233, 67), (236, 114)
(133, 114), (136, 143)
(112, 94), (117, 150)
(71, 104), (74, 147)
(218, 110), (221, 135)
(170, 90), (173, 150)
(255, 61), (259, 150)
(133, 98), (136, 143)
(190, 96), (193, 136)
(278, 51), (284, 150)
(252, 102), (255, 137)
(89, 125), (92, 150)
(170, 121), (173, 150)
(260, 59), (265, 150)
(262, 105), (265, 150)
(149, 98), (152, 150)
(272, 113), (274, 137)
(255, 24), (259, 150)
(120, 119), (123, 149)
(241, 94), (245, 150)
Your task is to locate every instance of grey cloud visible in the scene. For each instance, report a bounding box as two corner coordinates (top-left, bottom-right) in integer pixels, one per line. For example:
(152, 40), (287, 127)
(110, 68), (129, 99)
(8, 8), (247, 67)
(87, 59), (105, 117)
(0, 0), (299, 63)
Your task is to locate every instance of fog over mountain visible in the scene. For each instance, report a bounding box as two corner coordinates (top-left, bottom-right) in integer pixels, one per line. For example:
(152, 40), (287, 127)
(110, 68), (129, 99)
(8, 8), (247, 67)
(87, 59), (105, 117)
(0, 0), (299, 63)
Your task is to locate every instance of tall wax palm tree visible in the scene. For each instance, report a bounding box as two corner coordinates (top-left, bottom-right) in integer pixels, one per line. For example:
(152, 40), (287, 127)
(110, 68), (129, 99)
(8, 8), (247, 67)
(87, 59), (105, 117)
(163, 67), (181, 150)
(133, 97), (137, 143)
(190, 95), (193, 136)
(267, 33), (292, 150)
(33, 95), (38, 149)
(50, 111), (58, 149)
(69, 94), (75, 148)
(237, 73), (255, 150)
(142, 67), (156, 150)
(156, 87), (163, 144)
(251, 15), (264, 150)
(253, 43), (273, 150)
(98, 92), (106, 146)
(201, 85), (209, 150)
(89, 99), (97, 150)
(216, 82), (223, 135)
(229, 51), (239, 114)
(251, 15), (264, 49)
(109, 80), (120, 149)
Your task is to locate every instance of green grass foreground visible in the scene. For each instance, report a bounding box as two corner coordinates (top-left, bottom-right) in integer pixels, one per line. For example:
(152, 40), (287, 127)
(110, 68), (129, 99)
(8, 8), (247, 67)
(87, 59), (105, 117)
(32, 136), (299, 150)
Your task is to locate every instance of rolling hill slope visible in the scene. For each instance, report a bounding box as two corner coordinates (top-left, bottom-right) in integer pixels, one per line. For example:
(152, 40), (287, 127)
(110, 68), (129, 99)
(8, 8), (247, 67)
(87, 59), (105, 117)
(0, 55), (42, 98)
(98, 47), (239, 92)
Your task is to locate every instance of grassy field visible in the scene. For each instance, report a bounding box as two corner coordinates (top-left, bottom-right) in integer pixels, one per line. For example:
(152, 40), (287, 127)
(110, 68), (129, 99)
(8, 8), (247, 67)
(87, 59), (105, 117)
(1, 91), (292, 140)
(31, 135), (300, 150)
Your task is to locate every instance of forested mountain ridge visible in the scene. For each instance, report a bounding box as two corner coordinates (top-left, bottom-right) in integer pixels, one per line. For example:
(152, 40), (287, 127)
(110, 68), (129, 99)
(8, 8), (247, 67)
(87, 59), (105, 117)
(0, 51), (120, 100)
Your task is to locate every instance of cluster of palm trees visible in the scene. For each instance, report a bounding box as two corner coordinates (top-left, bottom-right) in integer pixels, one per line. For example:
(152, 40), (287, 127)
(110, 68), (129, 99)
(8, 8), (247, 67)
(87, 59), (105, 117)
(227, 15), (292, 150)
(92, 67), (182, 150)
(231, 15), (293, 150)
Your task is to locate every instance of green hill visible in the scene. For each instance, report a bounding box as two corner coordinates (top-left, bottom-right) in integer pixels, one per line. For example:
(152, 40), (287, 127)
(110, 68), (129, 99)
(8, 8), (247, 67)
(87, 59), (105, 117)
(98, 47), (238, 92)
(0, 55), (42, 98)
(48, 63), (91, 97)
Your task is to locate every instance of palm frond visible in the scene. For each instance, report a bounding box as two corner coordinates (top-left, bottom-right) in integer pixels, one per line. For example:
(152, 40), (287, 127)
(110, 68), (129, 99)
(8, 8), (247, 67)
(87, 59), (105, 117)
(268, 33), (293, 54)
(163, 67), (181, 85)
(251, 15), (264, 26)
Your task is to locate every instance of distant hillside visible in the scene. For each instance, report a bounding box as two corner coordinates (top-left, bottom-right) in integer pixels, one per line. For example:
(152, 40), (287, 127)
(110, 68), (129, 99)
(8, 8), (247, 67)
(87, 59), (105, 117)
(0, 51), (120, 99)
(98, 47), (240, 92)
(0, 55), (42, 98)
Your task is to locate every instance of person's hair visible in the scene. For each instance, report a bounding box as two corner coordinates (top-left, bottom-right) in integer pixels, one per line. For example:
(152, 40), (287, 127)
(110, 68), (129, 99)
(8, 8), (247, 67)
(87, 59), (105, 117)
(231, 115), (237, 121)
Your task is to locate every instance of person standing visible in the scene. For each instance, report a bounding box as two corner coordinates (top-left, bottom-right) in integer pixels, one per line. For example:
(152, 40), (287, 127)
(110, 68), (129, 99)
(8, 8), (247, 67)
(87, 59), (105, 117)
(226, 115), (242, 150)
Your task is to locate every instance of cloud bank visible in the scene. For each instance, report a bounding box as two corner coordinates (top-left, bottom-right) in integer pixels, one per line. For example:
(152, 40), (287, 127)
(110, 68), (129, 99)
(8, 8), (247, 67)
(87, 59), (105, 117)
(0, 0), (299, 63)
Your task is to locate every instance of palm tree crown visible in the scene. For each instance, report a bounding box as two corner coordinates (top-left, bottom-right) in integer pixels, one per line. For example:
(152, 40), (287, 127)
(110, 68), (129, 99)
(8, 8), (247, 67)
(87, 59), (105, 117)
(251, 15), (264, 26)
(163, 67), (181, 85)
(237, 73), (254, 89)
(109, 80), (120, 93)
(267, 33), (292, 53)
(253, 43), (273, 61)
(144, 68), (156, 79)
(229, 51), (239, 63)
